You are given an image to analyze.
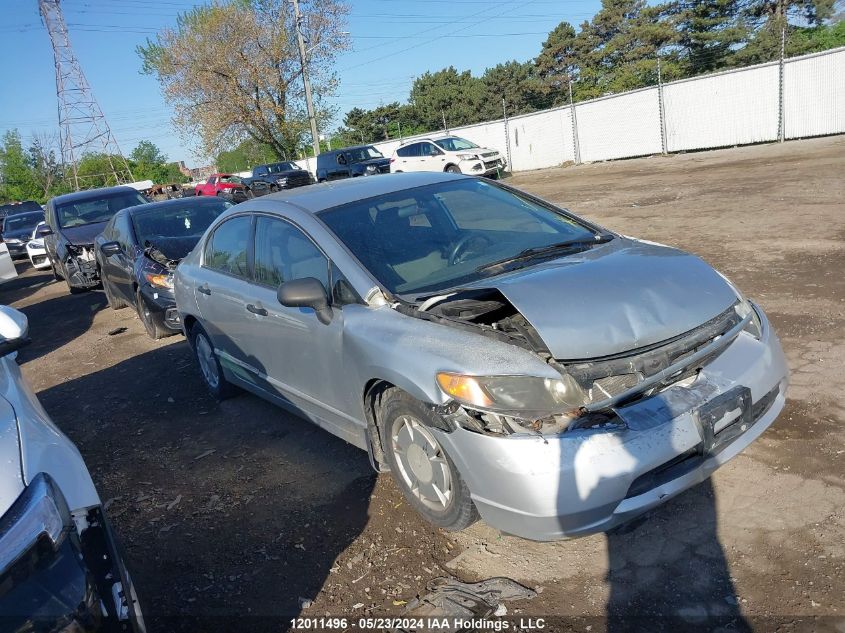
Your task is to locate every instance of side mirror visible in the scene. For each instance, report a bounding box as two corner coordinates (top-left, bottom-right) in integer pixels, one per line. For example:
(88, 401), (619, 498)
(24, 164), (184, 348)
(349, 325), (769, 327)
(100, 241), (121, 257)
(36, 225), (52, 237)
(0, 306), (30, 358)
(277, 277), (333, 325)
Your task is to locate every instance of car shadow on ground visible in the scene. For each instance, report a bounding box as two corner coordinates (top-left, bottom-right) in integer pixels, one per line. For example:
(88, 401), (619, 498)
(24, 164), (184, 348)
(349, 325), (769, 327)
(34, 341), (376, 632)
(13, 286), (106, 363)
(604, 480), (750, 632)
(0, 263), (55, 305)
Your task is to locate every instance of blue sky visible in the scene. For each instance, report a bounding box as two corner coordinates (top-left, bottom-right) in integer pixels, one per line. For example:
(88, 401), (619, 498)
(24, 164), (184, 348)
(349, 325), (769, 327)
(0, 0), (601, 167)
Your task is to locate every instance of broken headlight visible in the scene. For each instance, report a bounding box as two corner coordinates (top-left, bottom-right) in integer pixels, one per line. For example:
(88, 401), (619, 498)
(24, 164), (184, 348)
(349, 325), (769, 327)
(436, 372), (589, 413)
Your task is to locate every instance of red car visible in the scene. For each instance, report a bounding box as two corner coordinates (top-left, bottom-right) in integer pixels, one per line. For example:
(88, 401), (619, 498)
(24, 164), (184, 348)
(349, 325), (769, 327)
(195, 173), (250, 202)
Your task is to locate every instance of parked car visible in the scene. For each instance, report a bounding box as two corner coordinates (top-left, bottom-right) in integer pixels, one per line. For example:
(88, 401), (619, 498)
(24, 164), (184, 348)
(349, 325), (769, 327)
(1, 210), (45, 259)
(26, 221), (52, 269)
(194, 174), (251, 202)
(242, 161), (314, 196)
(96, 197), (231, 339)
(390, 136), (506, 177)
(316, 145), (390, 182)
(0, 305), (145, 631)
(173, 172), (788, 540)
(0, 201), (42, 233)
(44, 186), (149, 294)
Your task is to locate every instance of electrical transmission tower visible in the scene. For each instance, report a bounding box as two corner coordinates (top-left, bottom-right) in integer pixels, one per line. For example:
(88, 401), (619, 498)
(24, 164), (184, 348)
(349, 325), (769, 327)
(39, 0), (133, 190)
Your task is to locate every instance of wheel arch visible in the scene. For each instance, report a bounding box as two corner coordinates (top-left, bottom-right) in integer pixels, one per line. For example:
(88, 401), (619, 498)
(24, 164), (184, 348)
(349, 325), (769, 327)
(444, 163), (459, 172)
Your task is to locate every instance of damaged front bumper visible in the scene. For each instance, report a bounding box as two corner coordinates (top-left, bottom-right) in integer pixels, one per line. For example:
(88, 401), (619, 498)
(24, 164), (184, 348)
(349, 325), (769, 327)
(434, 306), (788, 541)
(65, 245), (99, 289)
(138, 285), (181, 331)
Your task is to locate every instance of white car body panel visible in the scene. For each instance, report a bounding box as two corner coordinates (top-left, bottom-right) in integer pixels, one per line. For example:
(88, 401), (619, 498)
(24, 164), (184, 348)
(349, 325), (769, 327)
(0, 243), (18, 283)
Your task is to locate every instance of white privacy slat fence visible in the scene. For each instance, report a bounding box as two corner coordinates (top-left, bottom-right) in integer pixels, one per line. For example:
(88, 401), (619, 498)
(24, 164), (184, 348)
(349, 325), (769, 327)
(355, 46), (845, 174)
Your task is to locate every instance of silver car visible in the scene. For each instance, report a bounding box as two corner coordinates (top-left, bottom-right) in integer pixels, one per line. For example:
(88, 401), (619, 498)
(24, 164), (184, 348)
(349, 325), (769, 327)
(174, 172), (788, 541)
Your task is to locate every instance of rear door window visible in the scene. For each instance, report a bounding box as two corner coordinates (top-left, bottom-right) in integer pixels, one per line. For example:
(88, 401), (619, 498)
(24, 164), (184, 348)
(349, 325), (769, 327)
(204, 215), (251, 278)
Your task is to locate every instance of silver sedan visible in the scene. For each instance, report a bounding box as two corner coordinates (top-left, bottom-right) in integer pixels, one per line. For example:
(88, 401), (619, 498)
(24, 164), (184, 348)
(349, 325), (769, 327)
(174, 172), (788, 541)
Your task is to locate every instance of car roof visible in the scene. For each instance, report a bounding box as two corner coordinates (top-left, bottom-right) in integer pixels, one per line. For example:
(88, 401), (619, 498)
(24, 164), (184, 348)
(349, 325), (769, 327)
(50, 186), (140, 205)
(249, 171), (464, 214)
(3, 210), (43, 219)
(318, 145), (375, 156)
(121, 196), (225, 216)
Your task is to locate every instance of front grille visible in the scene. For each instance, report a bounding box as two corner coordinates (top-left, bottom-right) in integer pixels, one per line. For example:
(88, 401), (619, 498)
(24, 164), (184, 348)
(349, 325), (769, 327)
(483, 160), (499, 170)
(624, 383), (780, 499)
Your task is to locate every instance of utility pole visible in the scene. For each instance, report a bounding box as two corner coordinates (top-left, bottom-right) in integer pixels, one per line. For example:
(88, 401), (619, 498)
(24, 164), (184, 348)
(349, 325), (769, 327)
(292, 0), (320, 158)
(568, 79), (581, 165)
(39, 0), (133, 190)
(502, 98), (512, 171)
(441, 110), (449, 134)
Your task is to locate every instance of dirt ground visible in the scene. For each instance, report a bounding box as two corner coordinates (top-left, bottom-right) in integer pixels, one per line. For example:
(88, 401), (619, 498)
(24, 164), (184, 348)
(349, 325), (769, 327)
(4, 135), (844, 632)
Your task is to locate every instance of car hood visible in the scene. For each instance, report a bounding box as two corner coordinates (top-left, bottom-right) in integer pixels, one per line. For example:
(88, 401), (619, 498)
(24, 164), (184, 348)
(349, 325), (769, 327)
(359, 157), (390, 167)
(474, 237), (739, 360)
(0, 394), (24, 518)
(61, 222), (108, 246)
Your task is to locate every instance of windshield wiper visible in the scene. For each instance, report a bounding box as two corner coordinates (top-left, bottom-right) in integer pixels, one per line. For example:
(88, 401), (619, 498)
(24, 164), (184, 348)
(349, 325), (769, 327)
(476, 234), (613, 274)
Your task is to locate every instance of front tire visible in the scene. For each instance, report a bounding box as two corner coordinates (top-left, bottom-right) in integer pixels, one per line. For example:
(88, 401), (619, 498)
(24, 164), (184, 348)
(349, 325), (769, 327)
(445, 165), (461, 174)
(136, 289), (167, 340)
(189, 324), (238, 400)
(379, 388), (477, 531)
(103, 275), (127, 310)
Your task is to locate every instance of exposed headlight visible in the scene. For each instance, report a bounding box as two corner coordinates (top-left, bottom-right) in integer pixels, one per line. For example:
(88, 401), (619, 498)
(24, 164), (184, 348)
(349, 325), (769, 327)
(735, 298), (762, 339)
(0, 473), (70, 574)
(145, 272), (174, 290)
(436, 372), (589, 414)
(456, 153), (478, 161)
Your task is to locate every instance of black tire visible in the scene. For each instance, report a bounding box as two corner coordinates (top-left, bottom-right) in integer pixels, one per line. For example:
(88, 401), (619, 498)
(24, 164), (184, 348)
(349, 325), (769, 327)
(378, 388), (477, 531)
(65, 273), (88, 295)
(189, 323), (238, 400)
(102, 276), (127, 310)
(269, 184), (279, 193)
(136, 289), (168, 340)
(445, 165), (461, 174)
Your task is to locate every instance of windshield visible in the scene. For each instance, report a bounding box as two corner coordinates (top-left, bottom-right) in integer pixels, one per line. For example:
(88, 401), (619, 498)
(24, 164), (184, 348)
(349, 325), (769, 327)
(218, 175), (242, 184)
(319, 179), (600, 296)
(265, 163), (297, 173)
(3, 211), (45, 233)
(56, 191), (148, 228)
(132, 199), (231, 260)
(348, 147), (384, 163)
(434, 137), (479, 151)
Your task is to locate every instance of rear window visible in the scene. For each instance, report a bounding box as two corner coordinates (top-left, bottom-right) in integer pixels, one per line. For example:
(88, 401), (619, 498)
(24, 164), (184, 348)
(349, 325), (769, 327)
(4, 201), (42, 215)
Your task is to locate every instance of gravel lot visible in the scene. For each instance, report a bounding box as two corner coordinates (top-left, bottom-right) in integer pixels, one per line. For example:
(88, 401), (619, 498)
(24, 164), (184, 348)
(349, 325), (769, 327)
(5, 135), (844, 632)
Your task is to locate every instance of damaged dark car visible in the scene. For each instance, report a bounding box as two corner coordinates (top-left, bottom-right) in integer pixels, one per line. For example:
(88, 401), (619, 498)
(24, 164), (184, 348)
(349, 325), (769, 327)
(44, 186), (149, 294)
(174, 172), (789, 541)
(95, 197), (231, 339)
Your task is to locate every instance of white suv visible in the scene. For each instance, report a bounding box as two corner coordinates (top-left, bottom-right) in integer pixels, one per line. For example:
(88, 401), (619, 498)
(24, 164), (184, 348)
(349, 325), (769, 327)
(390, 136), (506, 176)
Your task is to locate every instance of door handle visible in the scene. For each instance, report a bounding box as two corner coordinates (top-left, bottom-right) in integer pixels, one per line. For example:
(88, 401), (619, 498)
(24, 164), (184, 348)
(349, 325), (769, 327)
(246, 303), (268, 316)
(197, 284), (211, 296)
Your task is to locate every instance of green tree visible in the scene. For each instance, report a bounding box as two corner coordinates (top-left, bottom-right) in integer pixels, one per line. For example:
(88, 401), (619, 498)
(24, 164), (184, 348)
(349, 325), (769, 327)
(0, 130), (40, 202)
(409, 67), (486, 130)
(481, 61), (548, 117)
(130, 140), (167, 165)
(673, 0), (749, 73)
(217, 138), (280, 172)
(534, 22), (581, 105)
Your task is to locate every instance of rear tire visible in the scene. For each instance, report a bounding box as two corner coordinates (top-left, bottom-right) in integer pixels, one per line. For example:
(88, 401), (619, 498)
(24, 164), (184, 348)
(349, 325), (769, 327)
(51, 261), (62, 281)
(378, 388), (477, 531)
(189, 323), (238, 400)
